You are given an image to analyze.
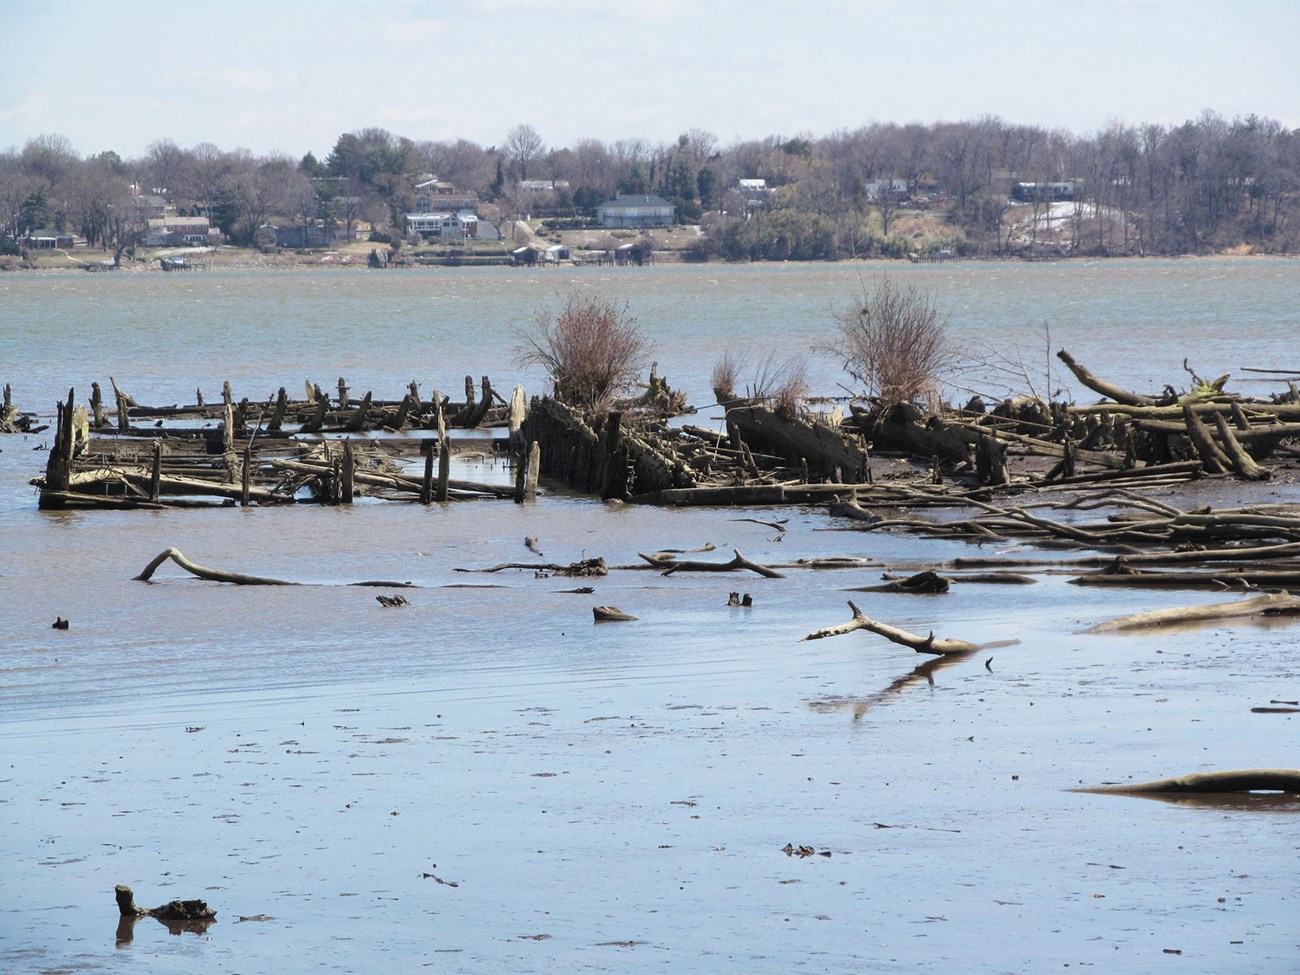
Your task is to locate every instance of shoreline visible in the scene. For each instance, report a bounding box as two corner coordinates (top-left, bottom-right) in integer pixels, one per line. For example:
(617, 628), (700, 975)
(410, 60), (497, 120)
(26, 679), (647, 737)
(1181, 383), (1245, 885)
(4, 245), (1296, 275)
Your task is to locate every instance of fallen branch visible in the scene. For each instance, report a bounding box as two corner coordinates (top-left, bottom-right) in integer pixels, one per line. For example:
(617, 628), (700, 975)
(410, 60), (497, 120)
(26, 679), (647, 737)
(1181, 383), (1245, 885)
(1056, 349), (1158, 406)
(455, 557), (608, 576)
(641, 548), (784, 578)
(799, 600), (983, 655)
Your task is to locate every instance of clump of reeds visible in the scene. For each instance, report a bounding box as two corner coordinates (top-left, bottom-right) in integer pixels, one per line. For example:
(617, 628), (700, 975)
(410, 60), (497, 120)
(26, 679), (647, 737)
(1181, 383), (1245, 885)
(516, 290), (648, 411)
(711, 347), (809, 414)
(825, 277), (952, 410)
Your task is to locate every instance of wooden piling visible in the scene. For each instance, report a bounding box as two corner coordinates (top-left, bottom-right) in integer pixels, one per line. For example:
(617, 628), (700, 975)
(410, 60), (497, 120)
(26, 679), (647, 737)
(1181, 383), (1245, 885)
(434, 390), (450, 502)
(524, 440), (540, 501)
(341, 439), (355, 504)
(241, 444), (253, 505)
(150, 441), (162, 502)
(421, 442), (435, 505)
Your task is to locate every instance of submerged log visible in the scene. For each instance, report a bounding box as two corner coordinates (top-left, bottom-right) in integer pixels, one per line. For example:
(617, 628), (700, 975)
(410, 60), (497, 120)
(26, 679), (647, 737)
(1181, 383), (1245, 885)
(848, 570), (950, 594)
(115, 884), (217, 920)
(1074, 769), (1300, 796)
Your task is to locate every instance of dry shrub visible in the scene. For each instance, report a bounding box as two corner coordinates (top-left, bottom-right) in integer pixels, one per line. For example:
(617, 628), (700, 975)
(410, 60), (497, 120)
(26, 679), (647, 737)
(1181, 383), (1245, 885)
(826, 277), (952, 410)
(516, 290), (648, 411)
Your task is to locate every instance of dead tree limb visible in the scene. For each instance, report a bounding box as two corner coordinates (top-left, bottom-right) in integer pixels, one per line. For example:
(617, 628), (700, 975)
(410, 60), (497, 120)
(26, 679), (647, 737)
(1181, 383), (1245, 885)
(1056, 349), (1158, 406)
(133, 547), (413, 587)
(135, 547), (298, 585)
(799, 600), (982, 655)
(641, 548), (784, 578)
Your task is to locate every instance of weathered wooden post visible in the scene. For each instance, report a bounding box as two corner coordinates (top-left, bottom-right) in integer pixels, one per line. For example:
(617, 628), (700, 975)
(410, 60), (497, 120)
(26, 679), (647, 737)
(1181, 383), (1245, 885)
(150, 441), (162, 502)
(39, 388), (77, 508)
(600, 411), (624, 500)
(337, 377), (349, 411)
(341, 440), (356, 503)
(514, 443), (527, 503)
(421, 442), (435, 505)
(268, 387), (288, 433)
(434, 391), (450, 502)
(525, 440), (540, 501)
(111, 376), (130, 433)
(241, 444), (253, 505)
(89, 382), (107, 429)
(508, 385), (526, 452)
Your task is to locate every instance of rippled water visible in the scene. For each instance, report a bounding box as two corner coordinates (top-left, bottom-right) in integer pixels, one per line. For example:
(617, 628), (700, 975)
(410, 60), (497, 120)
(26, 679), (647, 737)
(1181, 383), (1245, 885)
(2, 259), (1298, 973)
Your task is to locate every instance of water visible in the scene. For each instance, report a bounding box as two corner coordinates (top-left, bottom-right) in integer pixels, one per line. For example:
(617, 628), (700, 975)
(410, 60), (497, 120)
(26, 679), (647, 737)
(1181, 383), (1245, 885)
(2, 259), (1299, 973)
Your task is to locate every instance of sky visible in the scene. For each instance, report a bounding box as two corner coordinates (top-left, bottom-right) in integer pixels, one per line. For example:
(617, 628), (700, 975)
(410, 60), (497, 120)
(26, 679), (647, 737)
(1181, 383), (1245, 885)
(2, 0), (1296, 161)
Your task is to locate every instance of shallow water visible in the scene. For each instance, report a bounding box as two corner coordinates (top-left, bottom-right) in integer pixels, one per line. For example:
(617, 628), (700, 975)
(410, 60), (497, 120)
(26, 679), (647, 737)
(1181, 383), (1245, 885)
(2, 260), (1299, 972)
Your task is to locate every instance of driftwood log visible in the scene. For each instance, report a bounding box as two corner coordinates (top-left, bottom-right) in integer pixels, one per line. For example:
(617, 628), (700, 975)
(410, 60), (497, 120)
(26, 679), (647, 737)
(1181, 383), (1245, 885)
(1074, 769), (1300, 796)
(1084, 591), (1300, 632)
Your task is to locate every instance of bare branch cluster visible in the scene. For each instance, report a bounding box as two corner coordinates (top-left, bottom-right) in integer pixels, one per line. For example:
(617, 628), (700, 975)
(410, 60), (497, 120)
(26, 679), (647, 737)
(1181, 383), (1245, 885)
(826, 277), (953, 410)
(516, 290), (648, 412)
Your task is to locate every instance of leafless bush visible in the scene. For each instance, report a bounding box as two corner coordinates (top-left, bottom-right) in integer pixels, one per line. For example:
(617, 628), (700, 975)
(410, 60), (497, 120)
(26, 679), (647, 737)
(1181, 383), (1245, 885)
(825, 277), (953, 410)
(516, 290), (648, 411)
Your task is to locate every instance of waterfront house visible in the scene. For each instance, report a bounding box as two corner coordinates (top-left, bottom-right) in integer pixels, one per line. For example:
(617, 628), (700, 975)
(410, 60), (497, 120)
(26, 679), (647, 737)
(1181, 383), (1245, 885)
(596, 193), (675, 229)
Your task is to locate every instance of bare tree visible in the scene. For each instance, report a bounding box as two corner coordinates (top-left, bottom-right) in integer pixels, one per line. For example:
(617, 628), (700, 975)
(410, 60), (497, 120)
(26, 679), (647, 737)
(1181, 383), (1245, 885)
(143, 139), (186, 195)
(504, 124), (546, 181)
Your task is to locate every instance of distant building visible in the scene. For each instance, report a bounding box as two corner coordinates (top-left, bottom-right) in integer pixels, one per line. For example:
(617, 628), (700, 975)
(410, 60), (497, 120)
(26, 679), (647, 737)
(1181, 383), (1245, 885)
(734, 178), (772, 212)
(146, 216), (218, 247)
(864, 178), (908, 202)
(275, 224), (334, 248)
(1013, 181), (1079, 203)
(130, 194), (168, 221)
(596, 193), (675, 229)
(413, 176), (479, 213)
(518, 179), (571, 194)
(23, 228), (75, 249)
(405, 211), (479, 240)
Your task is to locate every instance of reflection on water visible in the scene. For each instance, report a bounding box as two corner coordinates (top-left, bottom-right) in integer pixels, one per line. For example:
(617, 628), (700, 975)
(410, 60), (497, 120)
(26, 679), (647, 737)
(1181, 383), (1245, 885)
(808, 650), (976, 718)
(115, 913), (217, 947)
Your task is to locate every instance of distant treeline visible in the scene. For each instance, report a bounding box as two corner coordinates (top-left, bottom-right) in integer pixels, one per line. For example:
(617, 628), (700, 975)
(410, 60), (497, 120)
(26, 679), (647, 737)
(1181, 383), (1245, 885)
(3, 110), (1296, 260)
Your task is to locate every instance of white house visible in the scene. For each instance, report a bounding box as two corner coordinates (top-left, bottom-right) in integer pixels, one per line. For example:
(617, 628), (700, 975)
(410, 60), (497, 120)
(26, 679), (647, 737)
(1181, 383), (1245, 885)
(596, 193), (675, 229)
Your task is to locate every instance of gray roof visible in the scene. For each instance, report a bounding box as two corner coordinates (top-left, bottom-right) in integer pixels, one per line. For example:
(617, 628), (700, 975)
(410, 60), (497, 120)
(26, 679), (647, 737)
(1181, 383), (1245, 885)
(598, 193), (673, 210)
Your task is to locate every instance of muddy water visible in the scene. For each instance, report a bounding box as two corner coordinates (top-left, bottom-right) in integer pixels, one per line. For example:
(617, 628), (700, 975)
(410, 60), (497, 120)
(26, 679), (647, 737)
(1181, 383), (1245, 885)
(2, 260), (1299, 972)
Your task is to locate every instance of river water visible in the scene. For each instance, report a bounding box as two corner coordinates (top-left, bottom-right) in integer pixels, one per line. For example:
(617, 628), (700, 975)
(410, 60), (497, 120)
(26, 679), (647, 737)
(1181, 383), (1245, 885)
(1, 259), (1298, 972)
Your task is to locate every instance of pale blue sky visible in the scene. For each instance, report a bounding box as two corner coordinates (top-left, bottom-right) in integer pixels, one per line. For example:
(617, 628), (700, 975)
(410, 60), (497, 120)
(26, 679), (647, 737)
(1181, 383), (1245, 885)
(2, 0), (1295, 159)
